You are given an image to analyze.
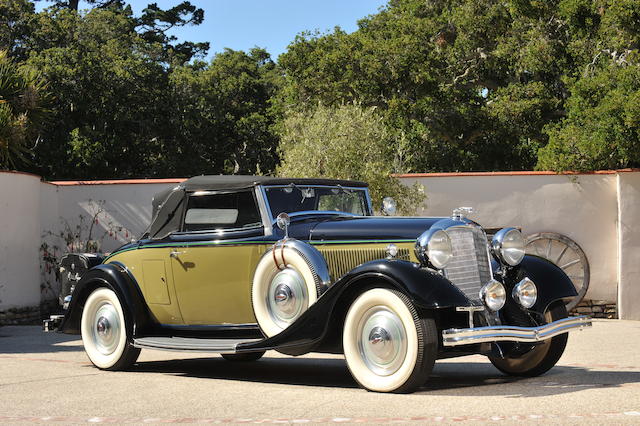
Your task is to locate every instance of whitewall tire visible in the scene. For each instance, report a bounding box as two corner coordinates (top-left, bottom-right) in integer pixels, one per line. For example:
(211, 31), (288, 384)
(80, 287), (140, 370)
(252, 246), (319, 337)
(343, 288), (437, 393)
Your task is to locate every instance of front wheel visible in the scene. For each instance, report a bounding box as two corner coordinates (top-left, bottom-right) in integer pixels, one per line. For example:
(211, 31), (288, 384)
(343, 288), (437, 393)
(489, 302), (568, 377)
(80, 287), (140, 370)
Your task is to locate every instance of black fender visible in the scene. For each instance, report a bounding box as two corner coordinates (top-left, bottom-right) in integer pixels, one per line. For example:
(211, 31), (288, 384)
(239, 259), (469, 355)
(501, 254), (578, 314)
(59, 263), (155, 336)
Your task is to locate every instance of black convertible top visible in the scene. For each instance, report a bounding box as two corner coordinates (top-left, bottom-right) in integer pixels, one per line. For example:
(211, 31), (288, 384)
(181, 175), (368, 191)
(146, 175), (368, 239)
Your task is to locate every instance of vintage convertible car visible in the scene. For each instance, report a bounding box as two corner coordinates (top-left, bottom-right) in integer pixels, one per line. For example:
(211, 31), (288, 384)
(46, 175), (591, 393)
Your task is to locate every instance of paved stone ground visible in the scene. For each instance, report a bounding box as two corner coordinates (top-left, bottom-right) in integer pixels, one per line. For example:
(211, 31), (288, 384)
(0, 320), (639, 424)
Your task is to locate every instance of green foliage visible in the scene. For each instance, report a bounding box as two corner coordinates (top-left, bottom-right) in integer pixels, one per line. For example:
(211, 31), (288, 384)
(0, 50), (49, 168)
(538, 66), (640, 171)
(168, 48), (282, 176)
(276, 103), (425, 214)
(279, 0), (640, 172)
(2, 0), (640, 179)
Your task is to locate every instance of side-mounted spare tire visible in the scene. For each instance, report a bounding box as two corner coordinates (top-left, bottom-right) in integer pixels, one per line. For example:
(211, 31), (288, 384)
(252, 239), (330, 337)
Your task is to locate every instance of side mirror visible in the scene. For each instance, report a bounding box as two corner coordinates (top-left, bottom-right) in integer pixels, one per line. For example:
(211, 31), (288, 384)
(382, 197), (397, 216)
(276, 212), (290, 238)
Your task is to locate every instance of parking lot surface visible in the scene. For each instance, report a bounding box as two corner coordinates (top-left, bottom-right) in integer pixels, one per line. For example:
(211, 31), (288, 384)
(0, 320), (639, 424)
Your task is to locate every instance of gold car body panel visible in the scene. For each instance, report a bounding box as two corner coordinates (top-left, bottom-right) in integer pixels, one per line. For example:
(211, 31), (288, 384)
(107, 247), (184, 325)
(105, 240), (418, 327)
(170, 244), (267, 325)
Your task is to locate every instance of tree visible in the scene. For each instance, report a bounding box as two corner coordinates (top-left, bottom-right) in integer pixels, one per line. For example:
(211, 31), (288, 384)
(24, 7), (173, 178)
(0, 0), (36, 61)
(38, 0), (209, 65)
(537, 0), (640, 170)
(0, 50), (49, 169)
(167, 48), (282, 176)
(276, 103), (425, 214)
(278, 0), (640, 173)
(537, 66), (640, 171)
(0, 1), (282, 179)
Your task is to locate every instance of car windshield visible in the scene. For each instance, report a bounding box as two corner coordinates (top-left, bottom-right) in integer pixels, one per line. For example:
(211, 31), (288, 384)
(264, 185), (370, 218)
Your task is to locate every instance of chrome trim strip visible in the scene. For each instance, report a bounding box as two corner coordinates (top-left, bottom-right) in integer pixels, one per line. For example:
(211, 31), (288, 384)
(133, 336), (262, 353)
(255, 186), (273, 236)
(261, 184), (374, 217)
(442, 315), (592, 346)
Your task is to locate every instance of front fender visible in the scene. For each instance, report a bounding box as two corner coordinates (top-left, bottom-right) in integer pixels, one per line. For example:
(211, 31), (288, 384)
(59, 263), (155, 335)
(339, 259), (470, 309)
(240, 259), (469, 355)
(503, 255), (578, 314)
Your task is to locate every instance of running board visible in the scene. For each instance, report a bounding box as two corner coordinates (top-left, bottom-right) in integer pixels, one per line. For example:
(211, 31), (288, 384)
(133, 337), (262, 353)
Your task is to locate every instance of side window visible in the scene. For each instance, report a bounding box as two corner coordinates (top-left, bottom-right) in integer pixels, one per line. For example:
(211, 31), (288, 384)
(182, 191), (262, 232)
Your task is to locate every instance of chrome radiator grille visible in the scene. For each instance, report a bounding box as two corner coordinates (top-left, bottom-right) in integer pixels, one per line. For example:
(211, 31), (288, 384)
(318, 247), (410, 281)
(443, 227), (492, 301)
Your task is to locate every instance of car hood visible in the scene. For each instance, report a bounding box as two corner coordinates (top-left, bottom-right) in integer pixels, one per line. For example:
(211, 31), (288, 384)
(304, 216), (443, 242)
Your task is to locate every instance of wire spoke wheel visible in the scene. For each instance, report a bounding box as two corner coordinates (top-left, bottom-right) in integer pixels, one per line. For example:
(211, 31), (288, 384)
(525, 233), (589, 311)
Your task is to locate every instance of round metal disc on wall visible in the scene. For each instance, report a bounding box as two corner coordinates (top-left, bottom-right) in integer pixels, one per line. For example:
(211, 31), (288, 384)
(525, 232), (590, 311)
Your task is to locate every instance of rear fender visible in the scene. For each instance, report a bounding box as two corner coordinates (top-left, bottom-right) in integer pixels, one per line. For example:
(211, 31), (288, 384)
(59, 263), (155, 335)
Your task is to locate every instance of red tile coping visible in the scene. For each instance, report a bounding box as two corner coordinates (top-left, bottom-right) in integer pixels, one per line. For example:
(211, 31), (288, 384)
(3, 169), (639, 185)
(394, 168), (640, 178)
(50, 178), (186, 185)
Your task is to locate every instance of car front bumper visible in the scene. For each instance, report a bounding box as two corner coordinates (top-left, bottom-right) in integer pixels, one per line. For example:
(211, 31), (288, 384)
(442, 315), (592, 347)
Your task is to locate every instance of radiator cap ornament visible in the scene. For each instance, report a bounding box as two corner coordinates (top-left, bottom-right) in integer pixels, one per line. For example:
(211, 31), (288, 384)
(452, 206), (474, 220)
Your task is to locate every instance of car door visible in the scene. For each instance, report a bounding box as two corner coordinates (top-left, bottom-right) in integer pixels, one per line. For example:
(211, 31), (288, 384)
(169, 190), (267, 325)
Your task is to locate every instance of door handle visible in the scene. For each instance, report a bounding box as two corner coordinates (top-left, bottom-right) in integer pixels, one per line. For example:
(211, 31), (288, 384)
(170, 250), (186, 259)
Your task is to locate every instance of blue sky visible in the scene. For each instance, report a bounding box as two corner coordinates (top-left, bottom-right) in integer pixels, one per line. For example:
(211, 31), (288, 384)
(36, 0), (388, 61)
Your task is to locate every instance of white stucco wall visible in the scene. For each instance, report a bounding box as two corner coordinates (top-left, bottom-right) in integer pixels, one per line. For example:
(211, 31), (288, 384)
(56, 181), (179, 253)
(0, 170), (638, 319)
(0, 172), (42, 310)
(399, 173), (619, 303)
(617, 173), (640, 320)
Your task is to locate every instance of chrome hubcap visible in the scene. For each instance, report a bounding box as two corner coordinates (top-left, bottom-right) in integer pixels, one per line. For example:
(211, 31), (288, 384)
(92, 303), (120, 355)
(357, 307), (407, 376)
(267, 268), (307, 328)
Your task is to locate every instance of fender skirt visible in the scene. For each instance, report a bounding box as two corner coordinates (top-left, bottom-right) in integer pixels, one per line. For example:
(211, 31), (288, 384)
(239, 259), (469, 355)
(59, 263), (155, 336)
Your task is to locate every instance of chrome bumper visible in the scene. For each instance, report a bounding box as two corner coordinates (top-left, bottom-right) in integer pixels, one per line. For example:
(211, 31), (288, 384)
(442, 315), (592, 347)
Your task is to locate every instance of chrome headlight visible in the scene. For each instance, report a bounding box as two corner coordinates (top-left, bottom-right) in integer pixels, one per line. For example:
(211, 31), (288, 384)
(491, 227), (525, 266)
(382, 197), (397, 216)
(512, 277), (537, 308)
(480, 279), (506, 311)
(415, 229), (453, 269)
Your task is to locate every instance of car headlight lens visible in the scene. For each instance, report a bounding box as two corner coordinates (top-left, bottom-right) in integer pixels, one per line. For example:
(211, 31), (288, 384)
(512, 277), (537, 308)
(415, 229), (453, 269)
(492, 227), (525, 266)
(480, 279), (506, 311)
(382, 197), (397, 216)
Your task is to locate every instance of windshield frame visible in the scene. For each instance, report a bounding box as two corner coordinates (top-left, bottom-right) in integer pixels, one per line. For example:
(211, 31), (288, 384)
(260, 184), (373, 223)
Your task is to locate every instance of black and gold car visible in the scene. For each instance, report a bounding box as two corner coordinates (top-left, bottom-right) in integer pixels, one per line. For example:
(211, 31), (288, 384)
(46, 175), (591, 393)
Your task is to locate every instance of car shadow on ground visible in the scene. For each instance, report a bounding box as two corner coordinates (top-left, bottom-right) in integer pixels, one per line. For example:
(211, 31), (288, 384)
(128, 355), (640, 397)
(0, 326), (83, 354)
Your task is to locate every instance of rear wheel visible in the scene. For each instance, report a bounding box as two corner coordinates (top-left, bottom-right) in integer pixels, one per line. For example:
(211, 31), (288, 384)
(221, 351), (266, 362)
(80, 287), (140, 370)
(342, 288), (437, 393)
(489, 302), (568, 377)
